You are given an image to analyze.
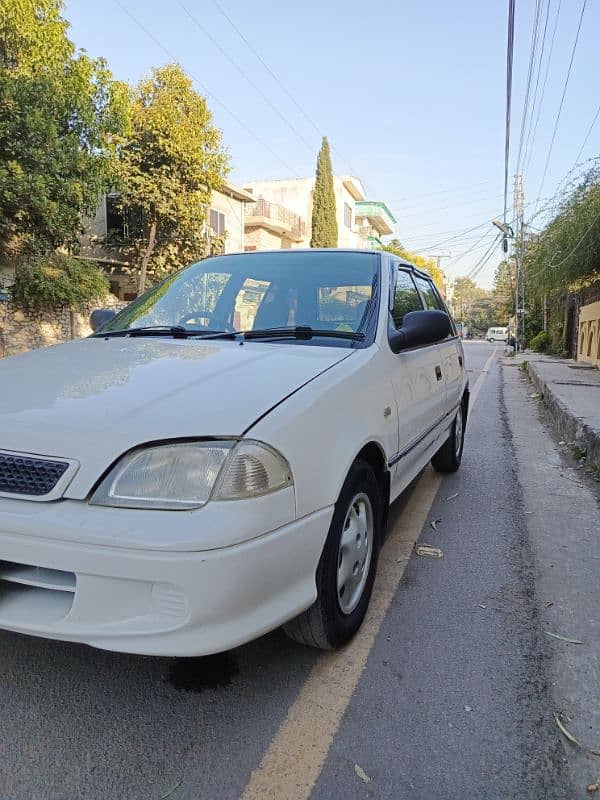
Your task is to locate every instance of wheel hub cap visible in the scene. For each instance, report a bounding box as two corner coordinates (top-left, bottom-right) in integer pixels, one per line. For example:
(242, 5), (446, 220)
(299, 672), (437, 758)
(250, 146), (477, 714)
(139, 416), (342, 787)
(337, 493), (374, 615)
(455, 409), (464, 457)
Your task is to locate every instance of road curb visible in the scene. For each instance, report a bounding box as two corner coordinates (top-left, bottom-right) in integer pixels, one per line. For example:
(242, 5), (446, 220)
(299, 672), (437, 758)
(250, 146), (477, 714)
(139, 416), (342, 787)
(526, 360), (600, 470)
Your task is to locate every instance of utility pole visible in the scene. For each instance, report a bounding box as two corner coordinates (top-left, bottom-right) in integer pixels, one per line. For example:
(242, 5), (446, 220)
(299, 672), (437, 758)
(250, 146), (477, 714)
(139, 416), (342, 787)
(425, 254), (451, 271)
(514, 173), (525, 348)
(424, 253), (451, 298)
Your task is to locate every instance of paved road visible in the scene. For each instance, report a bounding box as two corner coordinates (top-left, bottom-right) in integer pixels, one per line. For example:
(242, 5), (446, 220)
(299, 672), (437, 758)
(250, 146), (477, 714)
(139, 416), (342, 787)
(0, 343), (586, 799)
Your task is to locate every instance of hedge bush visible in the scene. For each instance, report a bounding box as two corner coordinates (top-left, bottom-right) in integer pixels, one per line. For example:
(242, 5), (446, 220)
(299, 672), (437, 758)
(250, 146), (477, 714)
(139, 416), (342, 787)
(529, 330), (552, 353)
(11, 253), (109, 311)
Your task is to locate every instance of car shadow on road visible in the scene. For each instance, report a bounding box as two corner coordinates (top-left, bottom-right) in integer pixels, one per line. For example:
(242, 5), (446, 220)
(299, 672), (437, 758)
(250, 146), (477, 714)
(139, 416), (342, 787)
(0, 623), (318, 799)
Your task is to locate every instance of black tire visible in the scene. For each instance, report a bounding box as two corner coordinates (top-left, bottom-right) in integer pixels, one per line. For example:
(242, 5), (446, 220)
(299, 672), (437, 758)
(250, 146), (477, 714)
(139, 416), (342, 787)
(283, 460), (382, 650)
(432, 403), (466, 473)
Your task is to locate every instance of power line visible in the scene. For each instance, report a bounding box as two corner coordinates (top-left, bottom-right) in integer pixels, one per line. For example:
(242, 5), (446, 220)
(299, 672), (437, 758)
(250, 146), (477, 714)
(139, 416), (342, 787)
(410, 221), (495, 254)
(535, 0), (588, 208)
(390, 192), (504, 222)
(207, 0), (360, 177)
(503, 0), (516, 225)
(520, 0), (552, 175)
(466, 235), (502, 280)
(112, 0), (300, 175)
(515, 0), (544, 174)
(387, 179), (493, 206)
(575, 104), (600, 165)
(446, 229), (497, 265)
(174, 0), (317, 155)
(523, 0), (562, 178)
(528, 206), (600, 279)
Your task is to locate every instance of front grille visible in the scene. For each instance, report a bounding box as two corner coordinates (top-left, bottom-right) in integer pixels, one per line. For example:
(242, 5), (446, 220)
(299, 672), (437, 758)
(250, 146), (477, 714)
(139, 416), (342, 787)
(0, 453), (69, 497)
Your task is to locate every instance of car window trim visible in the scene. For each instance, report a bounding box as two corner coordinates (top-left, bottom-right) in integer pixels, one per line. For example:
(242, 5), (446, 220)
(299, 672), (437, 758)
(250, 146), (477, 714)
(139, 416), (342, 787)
(412, 274), (459, 339)
(388, 263), (424, 316)
(387, 262), (460, 349)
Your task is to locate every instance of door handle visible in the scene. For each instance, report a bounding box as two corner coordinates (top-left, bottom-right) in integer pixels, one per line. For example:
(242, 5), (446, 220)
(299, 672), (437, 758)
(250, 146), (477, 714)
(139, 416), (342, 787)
(435, 365), (443, 381)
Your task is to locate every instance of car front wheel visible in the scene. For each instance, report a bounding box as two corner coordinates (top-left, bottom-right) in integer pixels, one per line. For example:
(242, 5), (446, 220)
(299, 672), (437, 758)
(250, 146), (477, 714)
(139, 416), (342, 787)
(283, 460), (382, 649)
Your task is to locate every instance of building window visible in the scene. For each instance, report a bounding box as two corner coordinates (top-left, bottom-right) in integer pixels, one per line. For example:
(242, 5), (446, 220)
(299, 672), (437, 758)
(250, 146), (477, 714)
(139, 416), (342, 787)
(344, 203), (352, 229)
(209, 208), (226, 236)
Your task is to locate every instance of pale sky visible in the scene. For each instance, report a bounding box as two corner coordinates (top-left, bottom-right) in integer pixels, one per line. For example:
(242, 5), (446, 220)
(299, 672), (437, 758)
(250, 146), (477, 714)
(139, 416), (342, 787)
(66, 0), (599, 289)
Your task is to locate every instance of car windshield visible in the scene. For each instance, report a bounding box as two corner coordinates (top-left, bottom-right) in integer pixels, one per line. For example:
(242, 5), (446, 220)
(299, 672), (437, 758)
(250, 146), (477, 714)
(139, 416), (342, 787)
(99, 251), (380, 346)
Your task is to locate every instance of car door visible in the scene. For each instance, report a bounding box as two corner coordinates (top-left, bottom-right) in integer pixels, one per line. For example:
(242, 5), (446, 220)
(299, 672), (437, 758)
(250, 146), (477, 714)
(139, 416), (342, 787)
(386, 266), (446, 497)
(412, 274), (464, 416)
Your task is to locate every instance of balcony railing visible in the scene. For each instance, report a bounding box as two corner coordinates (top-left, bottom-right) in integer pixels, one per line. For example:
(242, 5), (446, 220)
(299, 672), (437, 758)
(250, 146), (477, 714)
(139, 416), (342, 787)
(247, 198), (306, 239)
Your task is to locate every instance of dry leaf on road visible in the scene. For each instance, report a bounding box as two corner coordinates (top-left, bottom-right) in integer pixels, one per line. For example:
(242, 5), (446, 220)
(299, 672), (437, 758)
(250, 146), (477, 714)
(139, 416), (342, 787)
(554, 714), (582, 748)
(430, 518), (442, 531)
(354, 764), (372, 784)
(545, 631), (584, 645)
(160, 779), (183, 800)
(415, 544), (443, 558)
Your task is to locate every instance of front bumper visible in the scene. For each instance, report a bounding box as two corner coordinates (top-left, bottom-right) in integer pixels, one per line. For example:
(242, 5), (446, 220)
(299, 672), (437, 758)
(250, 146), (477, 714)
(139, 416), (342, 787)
(0, 505), (333, 656)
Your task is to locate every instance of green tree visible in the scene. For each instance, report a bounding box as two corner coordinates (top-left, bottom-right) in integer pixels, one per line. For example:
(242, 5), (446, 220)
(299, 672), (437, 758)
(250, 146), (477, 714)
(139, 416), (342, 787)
(115, 64), (229, 294)
(523, 164), (600, 295)
(469, 295), (502, 331)
(451, 277), (487, 324)
(521, 163), (600, 352)
(380, 241), (446, 293)
(311, 137), (338, 248)
(492, 260), (515, 321)
(0, 0), (128, 259)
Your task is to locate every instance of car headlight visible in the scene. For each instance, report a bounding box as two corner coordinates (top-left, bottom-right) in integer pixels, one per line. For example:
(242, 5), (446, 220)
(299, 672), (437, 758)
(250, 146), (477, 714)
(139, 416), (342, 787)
(90, 440), (293, 510)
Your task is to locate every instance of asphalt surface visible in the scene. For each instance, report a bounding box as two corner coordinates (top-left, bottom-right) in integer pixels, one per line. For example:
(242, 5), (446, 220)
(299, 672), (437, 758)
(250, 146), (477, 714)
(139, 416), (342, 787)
(0, 342), (587, 799)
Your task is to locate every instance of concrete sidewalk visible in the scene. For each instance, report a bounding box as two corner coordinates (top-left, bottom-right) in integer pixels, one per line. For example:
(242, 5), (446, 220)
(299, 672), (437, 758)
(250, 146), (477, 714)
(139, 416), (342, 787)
(516, 354), (600, 473)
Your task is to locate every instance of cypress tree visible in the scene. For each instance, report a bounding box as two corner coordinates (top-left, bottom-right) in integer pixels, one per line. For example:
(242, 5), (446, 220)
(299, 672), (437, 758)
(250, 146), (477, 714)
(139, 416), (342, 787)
(310, 137), (338, 247)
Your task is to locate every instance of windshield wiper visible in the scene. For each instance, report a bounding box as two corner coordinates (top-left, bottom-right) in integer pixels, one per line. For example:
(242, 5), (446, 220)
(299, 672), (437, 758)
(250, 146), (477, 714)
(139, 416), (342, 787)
(97, 326), (215, 339)
(95, 325), (365, 343)
(242, 326), (365, 342)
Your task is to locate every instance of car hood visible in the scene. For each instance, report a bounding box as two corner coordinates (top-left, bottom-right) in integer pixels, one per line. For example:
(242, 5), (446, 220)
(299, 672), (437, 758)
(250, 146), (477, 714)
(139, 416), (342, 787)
(0, 337), (352, 498)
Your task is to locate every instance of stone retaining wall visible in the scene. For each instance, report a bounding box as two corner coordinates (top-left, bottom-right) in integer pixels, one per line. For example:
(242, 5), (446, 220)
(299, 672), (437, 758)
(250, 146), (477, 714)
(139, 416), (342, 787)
(0, 296), (126, 358)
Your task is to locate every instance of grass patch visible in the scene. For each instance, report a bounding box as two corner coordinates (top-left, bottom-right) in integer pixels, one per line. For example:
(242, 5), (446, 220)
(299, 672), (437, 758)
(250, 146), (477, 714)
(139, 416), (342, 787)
(571, 443), (587, 461)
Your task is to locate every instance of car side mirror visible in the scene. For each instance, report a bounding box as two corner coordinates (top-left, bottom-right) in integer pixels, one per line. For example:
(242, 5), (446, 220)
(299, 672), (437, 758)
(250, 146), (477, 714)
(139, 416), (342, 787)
(388, 310), (452, 353)
(90, 308), (117, 333)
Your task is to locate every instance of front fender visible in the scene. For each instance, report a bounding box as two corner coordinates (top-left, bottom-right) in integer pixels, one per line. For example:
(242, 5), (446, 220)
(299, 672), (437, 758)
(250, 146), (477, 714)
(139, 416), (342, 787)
(247, 347), (397, 518)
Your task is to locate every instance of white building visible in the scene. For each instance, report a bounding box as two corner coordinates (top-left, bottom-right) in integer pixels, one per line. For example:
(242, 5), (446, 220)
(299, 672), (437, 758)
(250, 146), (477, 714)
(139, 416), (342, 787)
(80, 182), (254, 299)
(243, 176), (396, 251)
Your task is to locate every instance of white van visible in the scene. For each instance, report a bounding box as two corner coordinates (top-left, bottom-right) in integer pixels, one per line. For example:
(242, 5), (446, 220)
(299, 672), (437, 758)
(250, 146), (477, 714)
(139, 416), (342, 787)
(486, 327), (508, 343)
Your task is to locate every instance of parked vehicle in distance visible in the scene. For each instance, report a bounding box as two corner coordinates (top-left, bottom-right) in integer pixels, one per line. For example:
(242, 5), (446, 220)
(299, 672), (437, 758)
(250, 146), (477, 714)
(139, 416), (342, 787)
(486, 326), (509, 342)
(0, 250), (468, 656)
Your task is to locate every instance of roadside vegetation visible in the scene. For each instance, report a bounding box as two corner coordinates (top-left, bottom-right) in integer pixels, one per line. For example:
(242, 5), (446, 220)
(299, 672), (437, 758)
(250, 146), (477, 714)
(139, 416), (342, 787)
(0, 0), (229, 309)
(380, 239), (446, 294)
(522, 163), (600, 354)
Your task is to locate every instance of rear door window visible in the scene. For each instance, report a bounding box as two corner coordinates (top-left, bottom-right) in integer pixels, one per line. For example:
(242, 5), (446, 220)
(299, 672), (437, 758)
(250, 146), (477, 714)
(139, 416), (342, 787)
(392, 270), (423, 329)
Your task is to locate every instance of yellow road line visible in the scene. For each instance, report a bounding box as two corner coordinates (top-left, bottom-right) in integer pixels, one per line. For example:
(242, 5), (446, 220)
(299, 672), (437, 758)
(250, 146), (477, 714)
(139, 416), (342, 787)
(240, 347), (497, 800)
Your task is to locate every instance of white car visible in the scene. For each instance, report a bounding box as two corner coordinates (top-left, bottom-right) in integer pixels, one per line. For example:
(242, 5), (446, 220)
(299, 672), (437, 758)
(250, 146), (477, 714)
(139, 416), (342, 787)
(0, 250), (468, 656)
(486, 327), (509, 343)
